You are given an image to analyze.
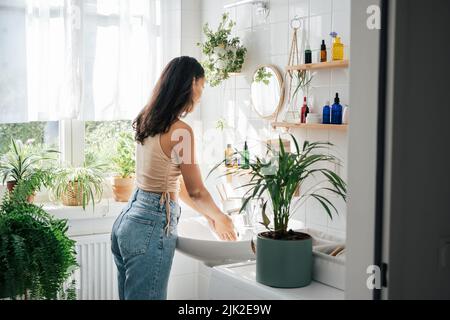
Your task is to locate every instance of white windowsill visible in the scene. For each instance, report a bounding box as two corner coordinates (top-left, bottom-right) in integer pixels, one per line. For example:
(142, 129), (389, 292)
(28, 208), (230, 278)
(39, 199), (126, 237)
(0, 183), (201, 237)
(43, 199), (125, 220)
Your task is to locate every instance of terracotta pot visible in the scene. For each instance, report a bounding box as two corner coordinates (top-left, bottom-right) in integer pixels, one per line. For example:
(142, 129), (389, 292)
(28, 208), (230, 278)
(61, 182), (83, 206)
(111, 176), (135, 202)
(6, 181), (16, 192)
(6, 181), (36, 203)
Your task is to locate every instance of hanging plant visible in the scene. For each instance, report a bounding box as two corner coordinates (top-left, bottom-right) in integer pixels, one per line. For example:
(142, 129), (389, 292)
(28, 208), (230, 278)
(197, 13), (247, 87)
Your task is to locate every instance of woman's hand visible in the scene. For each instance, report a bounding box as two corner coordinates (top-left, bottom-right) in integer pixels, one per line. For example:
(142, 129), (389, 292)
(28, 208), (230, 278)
(212, 213), (237, 241)
(205, 216), (216, 231)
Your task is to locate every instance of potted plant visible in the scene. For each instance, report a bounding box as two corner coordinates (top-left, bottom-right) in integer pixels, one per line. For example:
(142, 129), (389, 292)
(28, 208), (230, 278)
(0, 177), (77, 299)
(0, 139), (57, 202)
(51, 163), (106, 210)
(111, 131), (136, 202)
(197, 12), (247, 87)
(209, 135), (347, 288)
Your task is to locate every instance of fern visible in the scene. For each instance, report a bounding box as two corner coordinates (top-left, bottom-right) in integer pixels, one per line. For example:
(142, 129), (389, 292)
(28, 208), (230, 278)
(0, 179), (78, 300)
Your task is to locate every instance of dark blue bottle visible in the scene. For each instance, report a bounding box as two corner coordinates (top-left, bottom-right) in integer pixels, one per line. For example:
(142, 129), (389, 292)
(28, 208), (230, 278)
(331, 93), (343, 124)
(322, 100), (331, 124)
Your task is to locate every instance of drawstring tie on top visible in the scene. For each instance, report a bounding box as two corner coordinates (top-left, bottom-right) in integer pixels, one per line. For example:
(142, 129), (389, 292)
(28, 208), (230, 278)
(160, 191), (171, 236)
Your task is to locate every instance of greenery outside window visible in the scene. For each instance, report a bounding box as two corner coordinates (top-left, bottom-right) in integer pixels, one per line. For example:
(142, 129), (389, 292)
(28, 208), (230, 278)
(0, 122), (59, 155)
(84, 120), (133, 172)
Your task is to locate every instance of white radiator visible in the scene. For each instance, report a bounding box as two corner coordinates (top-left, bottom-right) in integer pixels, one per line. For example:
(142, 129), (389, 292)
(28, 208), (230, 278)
(72, 234), (119, 300)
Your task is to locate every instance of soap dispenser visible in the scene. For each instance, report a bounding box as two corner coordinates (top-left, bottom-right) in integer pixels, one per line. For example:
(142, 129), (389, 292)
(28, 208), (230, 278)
(331, 93), (343, 125)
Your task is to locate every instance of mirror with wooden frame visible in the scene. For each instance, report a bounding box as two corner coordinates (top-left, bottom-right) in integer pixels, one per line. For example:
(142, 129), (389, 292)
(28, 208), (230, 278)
(250, 65), (285, 120)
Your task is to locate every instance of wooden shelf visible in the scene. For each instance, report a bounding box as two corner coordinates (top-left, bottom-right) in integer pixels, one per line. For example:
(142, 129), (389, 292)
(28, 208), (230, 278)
(272, 122), (348, 131)
(286, 60), (349, 71)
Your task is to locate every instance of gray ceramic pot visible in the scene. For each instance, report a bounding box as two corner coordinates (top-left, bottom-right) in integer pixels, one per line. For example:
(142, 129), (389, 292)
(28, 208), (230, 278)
(256, 232), (312, 288)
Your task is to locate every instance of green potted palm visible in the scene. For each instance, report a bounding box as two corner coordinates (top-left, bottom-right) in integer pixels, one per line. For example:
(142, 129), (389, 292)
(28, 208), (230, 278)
(0, 177), (77, 299)
(209, 135), (347, 288)
(110, 131), (136, 202)
(0, 139), (57, 202)
(51, 163), (106, 210)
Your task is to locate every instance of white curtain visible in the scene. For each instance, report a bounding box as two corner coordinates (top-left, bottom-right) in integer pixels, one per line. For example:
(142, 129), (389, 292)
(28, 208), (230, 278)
(0, 0), (161, 123)
(25, 0), (82, 121)
(81, 0), (162, 120)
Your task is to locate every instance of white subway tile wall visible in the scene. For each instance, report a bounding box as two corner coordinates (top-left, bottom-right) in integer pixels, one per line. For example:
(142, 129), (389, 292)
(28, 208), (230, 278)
(169, 0), (351, 299)
(195, 0), (350, 237)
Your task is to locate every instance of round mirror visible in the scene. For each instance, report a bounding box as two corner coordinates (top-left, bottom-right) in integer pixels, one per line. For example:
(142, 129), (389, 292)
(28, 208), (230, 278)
(250, 65), (284, 120)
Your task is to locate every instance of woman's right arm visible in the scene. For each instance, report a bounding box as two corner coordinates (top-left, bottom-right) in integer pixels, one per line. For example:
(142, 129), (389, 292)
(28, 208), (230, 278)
(175, 124), (237, 241)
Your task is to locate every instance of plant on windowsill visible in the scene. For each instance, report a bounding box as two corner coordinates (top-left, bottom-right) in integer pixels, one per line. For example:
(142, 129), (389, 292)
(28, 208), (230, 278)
(197, 12), (247, 87)
(51, 162), (106, 210)
(0, 139), (58, 203)
(110, 131), (136, 202)
(208, 134), (347, 288)
(0, 177), (78, 300)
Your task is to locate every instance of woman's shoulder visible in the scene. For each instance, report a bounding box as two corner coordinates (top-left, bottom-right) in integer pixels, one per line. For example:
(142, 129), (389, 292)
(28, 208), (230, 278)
(160, 120), (194, 153)
(170, 119), (193, 135)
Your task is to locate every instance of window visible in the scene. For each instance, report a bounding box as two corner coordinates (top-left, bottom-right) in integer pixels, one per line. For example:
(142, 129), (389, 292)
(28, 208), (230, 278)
(0, 0), (161, 193)
(84, 120), (133, 169)
(1, 0), (161, 124)
(0, 122), (60, 155)
(0, 2), (27, 123)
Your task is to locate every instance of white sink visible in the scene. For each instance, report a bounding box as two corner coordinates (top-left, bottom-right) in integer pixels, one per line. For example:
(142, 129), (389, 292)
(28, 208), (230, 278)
(176, 216), (255, 266)
(176, 215), (305, 266)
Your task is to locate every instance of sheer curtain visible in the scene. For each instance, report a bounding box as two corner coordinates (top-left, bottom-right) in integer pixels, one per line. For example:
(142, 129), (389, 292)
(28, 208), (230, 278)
(25, 0), (82, 121)
(1, 0), (162, 123)
(81, 0), (162, 120)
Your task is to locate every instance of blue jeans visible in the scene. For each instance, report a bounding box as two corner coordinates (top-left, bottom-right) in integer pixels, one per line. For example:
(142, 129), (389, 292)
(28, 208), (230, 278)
(111, 188), (181, 300)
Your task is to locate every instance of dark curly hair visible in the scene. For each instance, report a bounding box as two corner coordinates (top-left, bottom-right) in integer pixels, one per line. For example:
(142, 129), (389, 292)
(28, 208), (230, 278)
(133, 56), (205, 144)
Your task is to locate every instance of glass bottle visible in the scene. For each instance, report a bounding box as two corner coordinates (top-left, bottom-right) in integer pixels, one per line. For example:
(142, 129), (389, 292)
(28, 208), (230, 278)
(322, 100), (331, 124)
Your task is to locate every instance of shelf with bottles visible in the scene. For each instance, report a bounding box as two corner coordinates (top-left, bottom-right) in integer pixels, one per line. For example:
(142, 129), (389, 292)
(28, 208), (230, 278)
(271, 122), (348, 131)
(285, 60), (349, 72)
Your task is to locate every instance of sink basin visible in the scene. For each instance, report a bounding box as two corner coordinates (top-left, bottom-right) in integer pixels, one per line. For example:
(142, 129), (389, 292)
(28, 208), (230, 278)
(176, 216), (255, 266)
(176, 215), (305, 266)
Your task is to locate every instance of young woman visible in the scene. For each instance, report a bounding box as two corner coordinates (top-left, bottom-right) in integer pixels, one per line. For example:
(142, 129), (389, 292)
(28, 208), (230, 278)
(111, 56), (237, 300)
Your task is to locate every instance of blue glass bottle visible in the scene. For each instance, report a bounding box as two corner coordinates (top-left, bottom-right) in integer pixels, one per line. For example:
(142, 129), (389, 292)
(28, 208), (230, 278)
(322, 100), (331, 124)
(331, 93), (343, 124)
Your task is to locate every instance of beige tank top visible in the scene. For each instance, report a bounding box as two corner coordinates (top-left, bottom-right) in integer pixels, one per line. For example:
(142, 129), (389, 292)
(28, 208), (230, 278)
(135, 134), (181, 235)
(135, 133), (181, 193)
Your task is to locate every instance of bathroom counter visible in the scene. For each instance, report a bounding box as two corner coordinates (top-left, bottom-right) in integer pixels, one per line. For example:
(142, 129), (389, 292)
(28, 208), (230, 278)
(209, 261), (344, 300)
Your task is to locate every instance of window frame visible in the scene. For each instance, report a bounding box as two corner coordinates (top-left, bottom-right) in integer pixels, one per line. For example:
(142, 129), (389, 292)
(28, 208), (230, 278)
(60, 119), (85, 167)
